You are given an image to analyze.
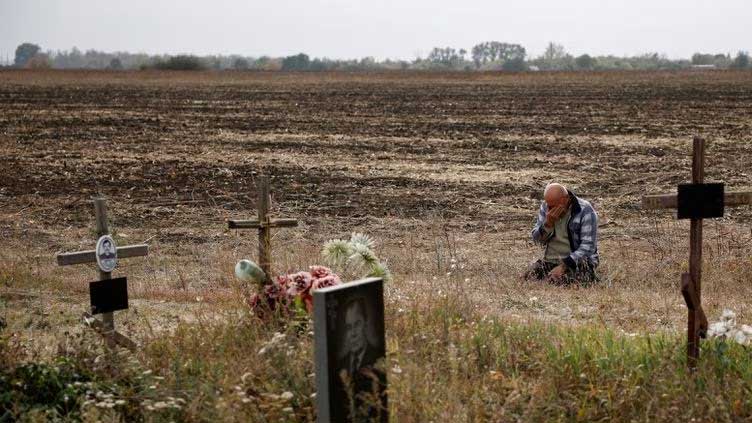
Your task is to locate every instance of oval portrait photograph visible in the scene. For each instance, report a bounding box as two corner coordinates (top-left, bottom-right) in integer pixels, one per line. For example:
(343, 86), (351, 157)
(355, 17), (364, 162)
(95, 235), (118, 273)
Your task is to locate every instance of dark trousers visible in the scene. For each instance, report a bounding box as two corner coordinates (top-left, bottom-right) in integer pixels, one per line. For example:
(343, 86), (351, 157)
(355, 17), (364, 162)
(524, 259), (597, 285)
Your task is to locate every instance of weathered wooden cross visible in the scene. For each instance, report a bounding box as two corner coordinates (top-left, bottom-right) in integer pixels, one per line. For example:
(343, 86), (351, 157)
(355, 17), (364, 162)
(56, 197), (148, 351)
(643, 137), (752, 369)
(228, 176), (298, 288)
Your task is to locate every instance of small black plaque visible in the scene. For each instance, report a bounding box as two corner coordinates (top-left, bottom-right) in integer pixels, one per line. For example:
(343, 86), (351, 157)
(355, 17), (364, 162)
(677, 183), (725, 219)
(89, 277), (128, 315)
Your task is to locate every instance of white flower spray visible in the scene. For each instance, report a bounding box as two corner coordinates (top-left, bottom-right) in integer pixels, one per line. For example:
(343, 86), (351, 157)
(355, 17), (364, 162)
(707, 309), (752, 346)
(321, 232), (392, 283)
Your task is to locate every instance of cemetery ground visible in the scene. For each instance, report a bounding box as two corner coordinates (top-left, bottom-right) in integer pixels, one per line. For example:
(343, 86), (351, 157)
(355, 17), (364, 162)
(1, 69), (752, 421)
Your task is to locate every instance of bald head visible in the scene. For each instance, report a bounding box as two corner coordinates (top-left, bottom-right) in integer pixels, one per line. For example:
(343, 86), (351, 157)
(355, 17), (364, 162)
(544, 183), (569, 208)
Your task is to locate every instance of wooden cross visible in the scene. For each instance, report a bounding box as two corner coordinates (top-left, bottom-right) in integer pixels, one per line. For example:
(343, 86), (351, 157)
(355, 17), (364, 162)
(228, 176), (298, 287)
(56, 197), (148, 351)
(643, 137), (752, 369)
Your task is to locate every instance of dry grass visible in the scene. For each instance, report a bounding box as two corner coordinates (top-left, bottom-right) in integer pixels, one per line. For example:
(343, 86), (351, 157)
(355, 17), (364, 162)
(2, 220), (752, 421)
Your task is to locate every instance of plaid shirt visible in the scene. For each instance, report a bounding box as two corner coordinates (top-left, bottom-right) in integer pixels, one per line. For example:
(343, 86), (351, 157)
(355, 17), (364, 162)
(531, 192), (599, 269)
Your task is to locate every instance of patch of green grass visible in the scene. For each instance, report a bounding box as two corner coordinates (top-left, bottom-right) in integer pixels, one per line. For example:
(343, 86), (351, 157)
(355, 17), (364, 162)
(386, 299), (752, 422)
(1, 297), (751, 421)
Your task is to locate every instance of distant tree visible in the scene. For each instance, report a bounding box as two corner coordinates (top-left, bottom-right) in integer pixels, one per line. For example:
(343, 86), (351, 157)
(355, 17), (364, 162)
(359, 56), (377, 69)
(575, 54), (596, 70)
(426, 47), (468, 68)
(14, 43), (41, 67)
(309, 58), (330, 71)
(497, 43), (526, 62)
(636, 54), (655, 69)
(543, 42), (567, 62)
(153, 55), (205, 70)
(688, 52), (737, 68)
(501, 56), (527, 72)
(232, 57), (250, 70)
(691, 53), (714, 65)
(710, 53), (733, 68)
(732, 51), (750, 69)
(52, 47), (83, 68)
(533, 42), (577, 70)
(108, 57), (123, 70)
(281, 53), (310, 70)
(471, 42), (526, 69)
(471, 44), (485, 68)
(25, 53), (51, 69)
(428, 47), (446, 63)
(66, 47), (83, 68)
(427, 47), (453, 65)
(254, 56), (272, 69)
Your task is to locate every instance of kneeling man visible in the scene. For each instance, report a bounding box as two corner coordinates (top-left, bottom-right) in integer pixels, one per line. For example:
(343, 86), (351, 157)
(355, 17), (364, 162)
(525, 183), (599, 284)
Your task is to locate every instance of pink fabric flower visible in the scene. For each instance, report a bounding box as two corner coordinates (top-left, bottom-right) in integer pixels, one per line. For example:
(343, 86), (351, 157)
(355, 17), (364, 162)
(248, 266), (343, 317)
(275, 274), (292, 290)
(287, 271), (313, 296)
(309, 265), (333, 279)
(312, 274), (342, 291)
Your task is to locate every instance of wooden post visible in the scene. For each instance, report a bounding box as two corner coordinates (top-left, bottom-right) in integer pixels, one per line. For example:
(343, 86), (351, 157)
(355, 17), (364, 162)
(94, 198), (115, 334)
(227, 176), (298, 291)
(687, 137), (704, 367)
(257, 176), (272, 284)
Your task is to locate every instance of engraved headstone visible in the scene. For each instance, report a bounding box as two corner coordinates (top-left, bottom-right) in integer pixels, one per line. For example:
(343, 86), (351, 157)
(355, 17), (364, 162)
(314, 277), (388, 422)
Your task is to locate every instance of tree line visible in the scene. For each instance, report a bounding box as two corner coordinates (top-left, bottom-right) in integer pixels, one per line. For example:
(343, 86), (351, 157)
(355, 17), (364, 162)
(6, 41), (751, 72)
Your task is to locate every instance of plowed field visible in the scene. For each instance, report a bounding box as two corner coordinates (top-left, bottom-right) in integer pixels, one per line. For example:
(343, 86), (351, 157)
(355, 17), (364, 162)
(1, 69), (752, 335)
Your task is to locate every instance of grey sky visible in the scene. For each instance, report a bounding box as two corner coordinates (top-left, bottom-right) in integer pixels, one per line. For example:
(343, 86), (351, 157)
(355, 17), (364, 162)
(1, 0), (749, 61)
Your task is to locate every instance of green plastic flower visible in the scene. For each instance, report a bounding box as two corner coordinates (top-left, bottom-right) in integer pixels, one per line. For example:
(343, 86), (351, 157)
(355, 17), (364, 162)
(349, 232), (375, 249)
(348, 243), (378, 268)
(322, 239), (352, 267)
(368, 262), (392, 283)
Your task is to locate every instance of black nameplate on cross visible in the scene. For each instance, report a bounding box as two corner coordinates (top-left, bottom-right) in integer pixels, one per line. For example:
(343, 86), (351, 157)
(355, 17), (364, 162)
(677, 183), (725, 219)
(90, 277), (129, 315)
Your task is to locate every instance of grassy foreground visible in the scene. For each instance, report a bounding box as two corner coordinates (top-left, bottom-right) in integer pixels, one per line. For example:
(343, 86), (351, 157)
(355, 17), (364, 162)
(2, 290), (751, 423)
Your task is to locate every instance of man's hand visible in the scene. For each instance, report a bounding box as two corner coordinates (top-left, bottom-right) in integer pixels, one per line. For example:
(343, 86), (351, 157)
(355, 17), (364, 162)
(544, 205), (566, 229)
(547, 263), (567, 282)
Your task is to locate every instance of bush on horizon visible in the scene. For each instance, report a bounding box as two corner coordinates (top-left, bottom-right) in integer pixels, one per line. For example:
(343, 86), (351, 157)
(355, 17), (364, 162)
(147, 55), (206, 71)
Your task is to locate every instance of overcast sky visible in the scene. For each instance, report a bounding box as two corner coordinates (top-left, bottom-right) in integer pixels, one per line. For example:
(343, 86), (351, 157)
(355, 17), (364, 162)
(1, 0), (750, 61)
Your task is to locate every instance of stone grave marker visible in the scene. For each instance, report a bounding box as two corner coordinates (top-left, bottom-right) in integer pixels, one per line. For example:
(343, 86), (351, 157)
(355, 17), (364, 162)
(314, 277), (388, 422)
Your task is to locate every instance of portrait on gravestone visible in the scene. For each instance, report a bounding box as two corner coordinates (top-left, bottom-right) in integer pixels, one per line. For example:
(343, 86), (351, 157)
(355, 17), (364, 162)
(337, 296), (381, 379)
(96, 235), (118, 272)
(314, 278), (387, 422)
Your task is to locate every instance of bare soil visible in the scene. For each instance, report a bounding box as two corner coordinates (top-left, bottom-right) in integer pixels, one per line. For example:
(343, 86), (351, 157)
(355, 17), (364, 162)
(1, 69), (752, 345)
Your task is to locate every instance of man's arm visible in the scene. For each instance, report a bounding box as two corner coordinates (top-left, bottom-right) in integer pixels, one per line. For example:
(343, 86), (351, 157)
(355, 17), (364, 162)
(531, 202), (554, 245)
(563, 206), (598, 269)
